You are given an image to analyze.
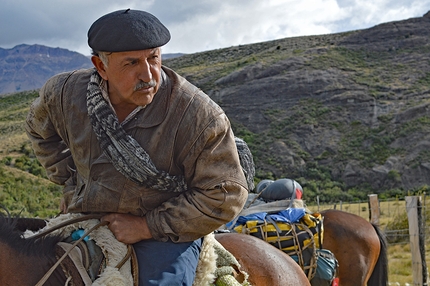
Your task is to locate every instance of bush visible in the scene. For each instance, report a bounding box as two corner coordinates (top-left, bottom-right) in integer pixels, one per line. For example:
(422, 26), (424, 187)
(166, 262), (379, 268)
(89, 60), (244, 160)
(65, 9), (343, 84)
(1, 156), (12, 165)
(385, 212), (409, 243)
(0, 165), (61, 218)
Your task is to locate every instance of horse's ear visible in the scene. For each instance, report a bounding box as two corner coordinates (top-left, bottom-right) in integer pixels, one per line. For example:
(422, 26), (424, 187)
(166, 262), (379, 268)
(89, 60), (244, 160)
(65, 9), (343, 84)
(235, 137), (255, 191)
(0, 204), (11, 218)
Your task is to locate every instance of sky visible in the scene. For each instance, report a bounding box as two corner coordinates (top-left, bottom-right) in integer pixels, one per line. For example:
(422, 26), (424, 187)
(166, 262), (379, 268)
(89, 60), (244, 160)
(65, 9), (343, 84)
(1, 0), (430, 56)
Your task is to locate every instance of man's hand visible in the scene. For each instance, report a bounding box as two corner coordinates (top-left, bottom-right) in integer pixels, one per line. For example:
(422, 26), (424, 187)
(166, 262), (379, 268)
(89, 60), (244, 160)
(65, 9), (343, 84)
(101, 213), (153, 244)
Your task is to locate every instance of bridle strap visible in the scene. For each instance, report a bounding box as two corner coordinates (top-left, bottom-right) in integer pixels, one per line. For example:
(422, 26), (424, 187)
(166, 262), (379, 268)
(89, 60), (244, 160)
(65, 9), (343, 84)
(26, 213), (104, 240)
(35, 220), (109, 286)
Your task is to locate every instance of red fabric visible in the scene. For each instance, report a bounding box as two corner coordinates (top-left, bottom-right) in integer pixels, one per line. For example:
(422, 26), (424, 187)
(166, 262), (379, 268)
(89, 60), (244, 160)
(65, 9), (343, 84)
(295, 188), (302, 199)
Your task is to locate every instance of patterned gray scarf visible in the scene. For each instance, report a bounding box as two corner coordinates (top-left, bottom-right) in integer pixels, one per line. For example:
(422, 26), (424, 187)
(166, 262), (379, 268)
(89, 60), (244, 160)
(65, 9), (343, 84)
(86, 70), (187, 192)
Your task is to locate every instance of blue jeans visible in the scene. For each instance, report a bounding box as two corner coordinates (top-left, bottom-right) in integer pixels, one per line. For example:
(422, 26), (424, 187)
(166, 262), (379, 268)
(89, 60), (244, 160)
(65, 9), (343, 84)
(133, 238), (202, 286)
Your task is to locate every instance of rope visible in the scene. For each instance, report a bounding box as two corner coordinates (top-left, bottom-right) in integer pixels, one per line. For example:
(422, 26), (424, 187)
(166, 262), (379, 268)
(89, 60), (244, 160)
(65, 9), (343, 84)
(116, 245), (133, 270)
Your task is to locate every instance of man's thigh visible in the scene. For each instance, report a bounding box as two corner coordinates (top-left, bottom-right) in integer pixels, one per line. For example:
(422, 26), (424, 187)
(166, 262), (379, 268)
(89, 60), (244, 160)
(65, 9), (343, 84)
(133, 238), (202, 286)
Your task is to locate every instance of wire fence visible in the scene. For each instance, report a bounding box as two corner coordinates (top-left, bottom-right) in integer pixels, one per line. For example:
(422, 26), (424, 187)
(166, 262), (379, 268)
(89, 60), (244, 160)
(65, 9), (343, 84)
(306, 196), (427, 219)
(306, 195), (430, 285)
(305, 196), (429, 238)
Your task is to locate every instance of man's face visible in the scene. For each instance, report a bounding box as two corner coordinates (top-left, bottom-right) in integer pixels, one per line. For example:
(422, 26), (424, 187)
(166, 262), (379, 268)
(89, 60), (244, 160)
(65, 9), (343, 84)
(94, 48), (162, 112)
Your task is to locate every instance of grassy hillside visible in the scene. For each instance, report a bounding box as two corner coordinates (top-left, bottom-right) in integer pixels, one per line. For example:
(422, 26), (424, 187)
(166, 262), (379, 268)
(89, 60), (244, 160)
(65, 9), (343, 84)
(0, 90), (61, 217)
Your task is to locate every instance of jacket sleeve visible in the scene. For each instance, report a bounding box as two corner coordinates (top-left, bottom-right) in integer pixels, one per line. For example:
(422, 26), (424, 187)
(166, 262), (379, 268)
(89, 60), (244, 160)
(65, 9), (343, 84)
(146, 113), (249, 242)
(25, 74), (75, 186)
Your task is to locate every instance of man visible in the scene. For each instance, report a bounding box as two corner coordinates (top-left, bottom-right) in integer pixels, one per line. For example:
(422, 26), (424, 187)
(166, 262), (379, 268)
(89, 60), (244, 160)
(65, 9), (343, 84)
(25, 9), (248, 285)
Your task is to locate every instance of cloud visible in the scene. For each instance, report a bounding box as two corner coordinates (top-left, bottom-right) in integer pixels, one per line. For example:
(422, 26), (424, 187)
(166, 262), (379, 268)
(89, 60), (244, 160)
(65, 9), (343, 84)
(1, 0), (429, 56)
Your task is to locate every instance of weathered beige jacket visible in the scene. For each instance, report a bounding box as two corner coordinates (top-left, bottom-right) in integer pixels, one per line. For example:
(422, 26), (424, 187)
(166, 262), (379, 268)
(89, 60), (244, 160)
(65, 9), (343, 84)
(25, 66), (248, 242)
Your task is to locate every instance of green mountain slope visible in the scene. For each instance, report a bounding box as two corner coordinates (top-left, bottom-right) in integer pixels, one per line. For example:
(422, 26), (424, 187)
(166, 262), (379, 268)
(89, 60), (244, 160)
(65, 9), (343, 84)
(0, 90), (61, 217)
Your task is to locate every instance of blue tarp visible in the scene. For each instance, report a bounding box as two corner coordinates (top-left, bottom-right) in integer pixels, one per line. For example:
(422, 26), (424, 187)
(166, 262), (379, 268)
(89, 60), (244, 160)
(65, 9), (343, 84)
(228, 207), (306, 228)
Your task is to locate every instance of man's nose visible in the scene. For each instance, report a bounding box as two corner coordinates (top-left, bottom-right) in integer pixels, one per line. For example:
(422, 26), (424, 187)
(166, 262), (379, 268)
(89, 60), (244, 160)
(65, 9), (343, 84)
(138, 61), (152, 82)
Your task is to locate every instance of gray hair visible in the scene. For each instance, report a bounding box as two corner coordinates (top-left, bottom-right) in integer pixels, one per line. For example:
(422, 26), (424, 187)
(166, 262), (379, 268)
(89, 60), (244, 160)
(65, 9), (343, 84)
(92, 50), (110, 67)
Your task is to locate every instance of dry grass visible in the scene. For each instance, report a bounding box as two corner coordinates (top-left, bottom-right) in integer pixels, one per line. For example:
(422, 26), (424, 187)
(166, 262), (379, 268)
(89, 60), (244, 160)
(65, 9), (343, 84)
(0, 133), (28, 159)
(388, 244), (413, 284)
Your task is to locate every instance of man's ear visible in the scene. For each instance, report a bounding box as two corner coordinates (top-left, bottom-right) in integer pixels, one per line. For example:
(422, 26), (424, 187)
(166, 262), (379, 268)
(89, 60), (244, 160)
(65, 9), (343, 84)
(91, 56), (108, 80)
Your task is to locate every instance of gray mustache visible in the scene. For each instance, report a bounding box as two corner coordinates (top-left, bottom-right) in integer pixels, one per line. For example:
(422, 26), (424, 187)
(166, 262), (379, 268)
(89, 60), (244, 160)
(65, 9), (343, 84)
(134, 80), (156, 91)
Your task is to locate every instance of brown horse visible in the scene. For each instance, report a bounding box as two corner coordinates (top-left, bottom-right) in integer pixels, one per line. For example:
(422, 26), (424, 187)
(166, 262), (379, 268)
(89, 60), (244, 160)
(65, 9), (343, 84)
(0, 216), (310, 286)
(320, 209), (388, 286)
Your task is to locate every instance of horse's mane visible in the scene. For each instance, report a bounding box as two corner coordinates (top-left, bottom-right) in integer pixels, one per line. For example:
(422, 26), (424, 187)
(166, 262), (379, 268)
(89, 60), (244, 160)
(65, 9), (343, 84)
(0, 216), (62, 257)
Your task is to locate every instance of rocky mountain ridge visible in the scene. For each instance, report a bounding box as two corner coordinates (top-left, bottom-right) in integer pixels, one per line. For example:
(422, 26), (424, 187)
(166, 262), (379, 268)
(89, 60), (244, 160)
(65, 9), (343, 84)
(163, 11), (430, 197)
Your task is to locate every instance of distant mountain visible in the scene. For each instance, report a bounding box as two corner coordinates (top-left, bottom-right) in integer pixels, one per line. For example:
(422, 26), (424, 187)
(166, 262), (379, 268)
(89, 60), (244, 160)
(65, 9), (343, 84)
(0, 44), (93, 95)
(0, 44), (184, 95)
(163, 53), (186, 60)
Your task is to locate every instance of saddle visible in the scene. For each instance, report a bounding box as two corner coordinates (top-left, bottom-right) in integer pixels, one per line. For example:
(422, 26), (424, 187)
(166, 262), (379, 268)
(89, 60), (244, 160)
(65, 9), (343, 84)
(24, 213), (250, 286)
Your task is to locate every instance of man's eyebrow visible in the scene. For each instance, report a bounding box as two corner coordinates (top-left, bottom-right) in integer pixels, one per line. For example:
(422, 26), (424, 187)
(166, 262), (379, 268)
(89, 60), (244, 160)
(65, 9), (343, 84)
(123, 57), (139, 62)
(122, 49), (159, 62)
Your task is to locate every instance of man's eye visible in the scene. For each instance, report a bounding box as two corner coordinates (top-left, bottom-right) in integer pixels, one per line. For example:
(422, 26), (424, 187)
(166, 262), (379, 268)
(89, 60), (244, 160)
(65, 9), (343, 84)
(125, 60), (138, 66)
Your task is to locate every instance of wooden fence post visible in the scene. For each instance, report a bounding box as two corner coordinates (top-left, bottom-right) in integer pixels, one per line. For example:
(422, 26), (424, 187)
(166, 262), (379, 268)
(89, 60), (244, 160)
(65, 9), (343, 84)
(316, 195), (320, 212)
(368, 194), (380, 225)
(405, 196), (429, 285)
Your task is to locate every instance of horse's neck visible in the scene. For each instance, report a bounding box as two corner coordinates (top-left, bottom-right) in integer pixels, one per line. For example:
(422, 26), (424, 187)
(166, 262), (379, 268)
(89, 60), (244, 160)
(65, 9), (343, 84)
(0, 241), (66, 286)
(0, 241), (41, 285)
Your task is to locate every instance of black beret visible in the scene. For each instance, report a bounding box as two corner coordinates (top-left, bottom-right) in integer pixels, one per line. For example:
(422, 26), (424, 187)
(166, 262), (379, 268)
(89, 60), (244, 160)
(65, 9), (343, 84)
(88, 9), (171, 52)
